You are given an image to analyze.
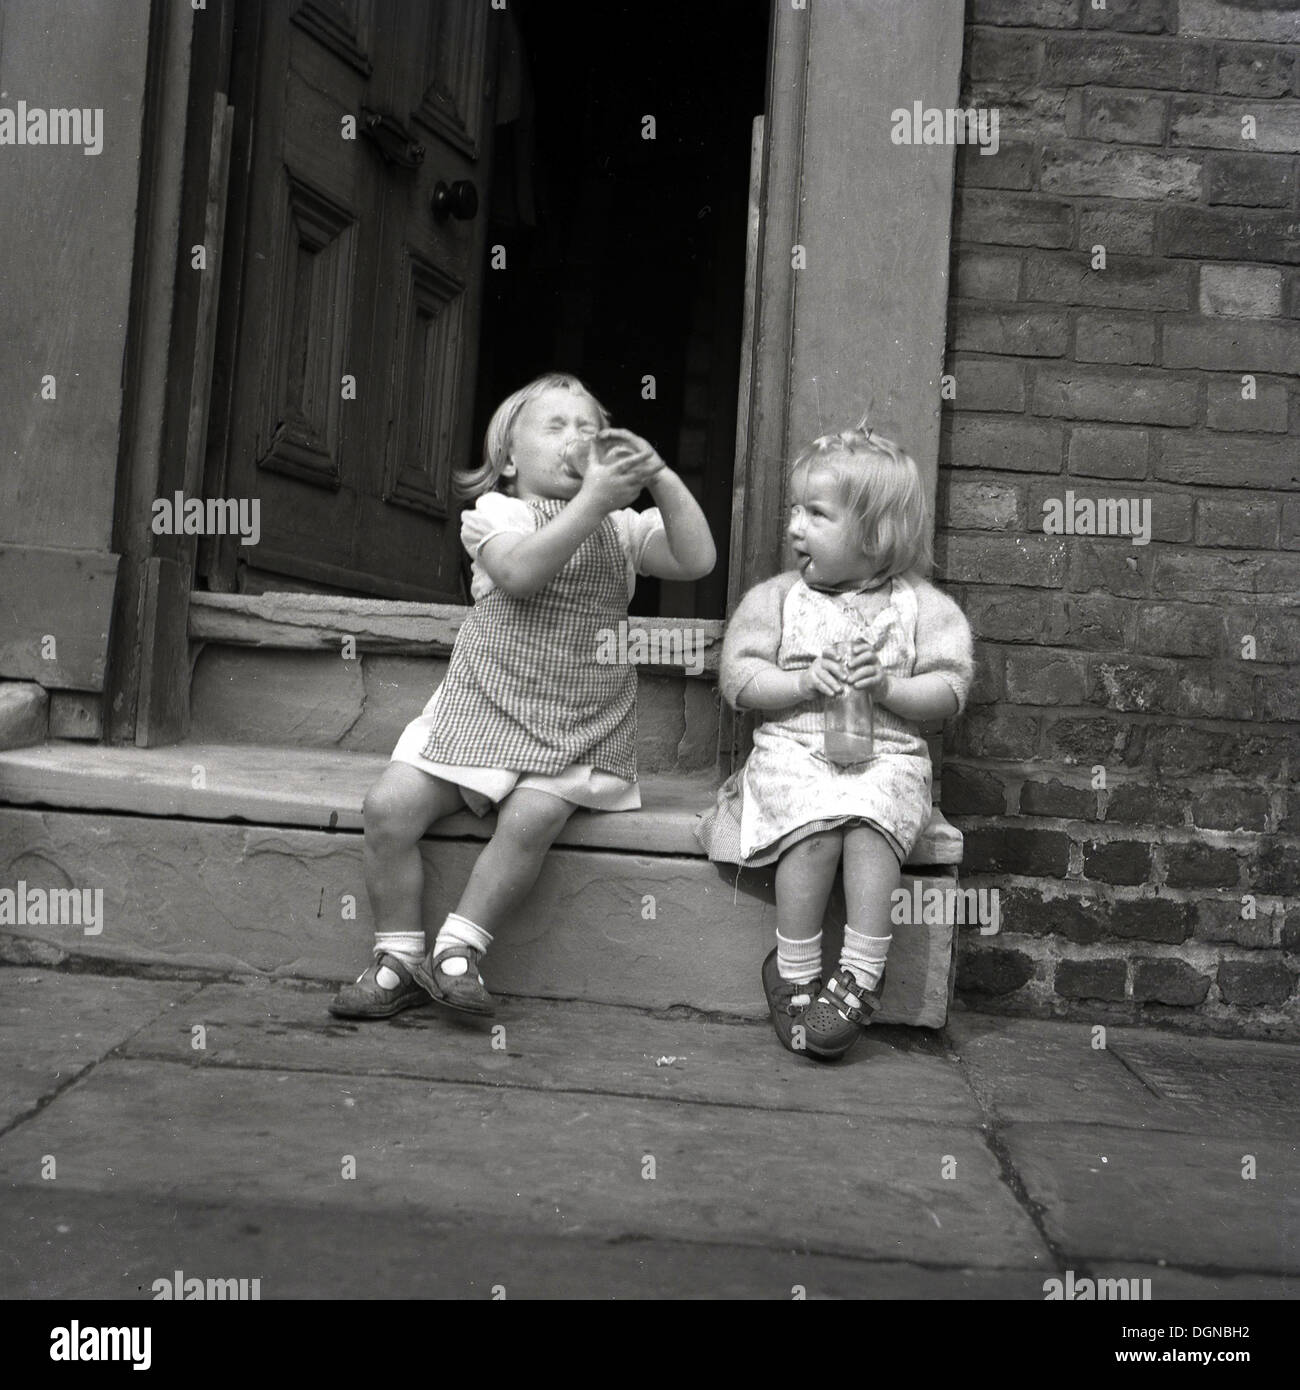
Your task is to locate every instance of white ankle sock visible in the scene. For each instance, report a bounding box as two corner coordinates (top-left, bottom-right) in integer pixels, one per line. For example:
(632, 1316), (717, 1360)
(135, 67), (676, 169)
(776, 929), (822, 984)
(841, 927), (891, 991)
(433, 913), (493, 977)
(373, 931), (425, 989)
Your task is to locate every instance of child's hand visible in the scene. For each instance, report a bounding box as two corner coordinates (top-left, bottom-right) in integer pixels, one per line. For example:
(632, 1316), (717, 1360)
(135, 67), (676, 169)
(597, 428), (666, 487)
(840, 636), (890, 696)
(576, 429), (666, 513)
(797, 650), (847, 699)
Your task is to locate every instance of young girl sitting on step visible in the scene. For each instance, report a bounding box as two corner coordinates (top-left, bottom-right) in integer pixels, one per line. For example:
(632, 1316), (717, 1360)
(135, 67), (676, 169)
(696, 424), (973, 1061)
(332, 372), (716, 1021)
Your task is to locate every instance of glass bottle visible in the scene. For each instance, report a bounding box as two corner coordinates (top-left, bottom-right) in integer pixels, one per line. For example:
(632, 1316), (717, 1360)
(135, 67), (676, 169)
(823, 638), (875, 765)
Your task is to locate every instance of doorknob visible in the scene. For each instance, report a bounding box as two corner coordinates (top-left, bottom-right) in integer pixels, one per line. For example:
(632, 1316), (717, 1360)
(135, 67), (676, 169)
(431, 180), (478, 221)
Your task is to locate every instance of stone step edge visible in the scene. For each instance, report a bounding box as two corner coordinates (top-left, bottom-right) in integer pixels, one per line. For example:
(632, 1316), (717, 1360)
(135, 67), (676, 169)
(0, 741), (964, 866)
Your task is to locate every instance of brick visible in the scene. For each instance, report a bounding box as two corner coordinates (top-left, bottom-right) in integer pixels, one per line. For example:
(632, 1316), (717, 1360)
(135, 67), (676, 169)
(1044, 593), (1132, 649)
(1080, 90), (1167, 145)
(1282, 794), (1300, 835)
(1148, 491), (1195, 542)
(950, 305), (1071, 355)
(1156, 434), (1300, 491)
(1105, 781), (1187, 828)
(1135, 602), (1221, 657)
(1108, 899), (1193, 944)
(1170, 95), (1300, 154)
(1020, 778), (1097, 819)
(952, 251), (1021, 301)
(970, 648), (1006, 704)
(1205, 153), (1296, 208)
(1217, 960), (1297, 1008)
(1166, 316), (1297, 369)
(1043, 714), (1145, 767)
(1055, 958), (1127, 1001)
(1191, 786), (1271, 833)
(1074, 312), (1156, 364)
(940, 533), (1068, 586)
(1078, 205), (1157, 255)
(944, 478), (1021, 530)
(956, 707), (1042, 759)
(1067, 426), (1150, 480)
(1005, 649), (1088, 704)
(955, 141), (1036, 191)
(1289, 272), (1300, 318)
(967, 30), (1044, 82)
(968, 83), (1071, 142)
(1022, 253), (1193, 309)
(1250, 841), (1300, 894)
(944, 417), (1066, 472)
(946, 356), (1027, 412)
(941, 766), (1007, 816)
(1082, 0), (1175, 34)
(1032, 366), (1198, 426)
(1043, 36), (1213, 90)
(1173, 664), (1256, 719)
(1199, 265), (1286, 320)
(964, 589), (1053, 642)
(1205, 378), (1288, 433)
(1164, 842), (1241, 889)
(997, 885), (1109, 943)
(1194, 898), (1274, 949)
(1040, 143), (1200, 200)
(1283, 499), (1300, 548)
(1181, 0), (1300, 43)
(955, 190), (1075, 249)
(1067, 541), (1152, 598)
(1162, 208), (1300, 264)
(1132, 958), (1211, 1005)
(1144, 724), (1298, 780)
(1196, 496), (1282, 547)
(1088, 657), (1178, 714)
(1258, 674), (1300, 721)
(1084, 838), (1153, 885)
(964, 827), (1071, 876)
(971, 0), (1079, 26)
(1285, 908), (1300, 951)
(1154, 549), (1293, 597)
(956, 946), (1035, 997)
(0, 681), (48, 750)
(1216, 46), (1297, 99)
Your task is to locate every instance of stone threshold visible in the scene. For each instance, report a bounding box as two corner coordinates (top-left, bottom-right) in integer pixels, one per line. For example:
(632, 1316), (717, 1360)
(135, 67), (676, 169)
(0, 741), (963, 865)
(190, 592), (722, 676)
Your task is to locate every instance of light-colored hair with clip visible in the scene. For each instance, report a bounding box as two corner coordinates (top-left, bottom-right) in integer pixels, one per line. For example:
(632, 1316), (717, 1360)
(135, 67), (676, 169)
(453, 372), (611, 501)
(788, 421), (933, 580)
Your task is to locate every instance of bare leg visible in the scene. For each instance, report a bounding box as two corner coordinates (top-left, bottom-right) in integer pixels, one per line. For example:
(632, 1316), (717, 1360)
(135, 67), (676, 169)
(774, 829), (844, 940)
(362, 762), (466, 937)
(841, 825), (899, 939)
(455, 787), (577, 934)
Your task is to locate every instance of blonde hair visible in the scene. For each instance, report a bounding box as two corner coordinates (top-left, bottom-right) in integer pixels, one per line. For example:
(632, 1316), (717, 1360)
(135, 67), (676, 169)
(453, 372), (611, 501)
(788, 424), (932, 581)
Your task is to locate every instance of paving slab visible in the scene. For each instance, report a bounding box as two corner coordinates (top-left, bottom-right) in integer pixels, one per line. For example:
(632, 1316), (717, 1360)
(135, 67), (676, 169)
(0, 1058), (1047, 1268)
(119, 981), (982, 1125)
(1106, 1027), (1300, 1142)
(947, 1014), (1173, 1128)
(1089, 1263), (1295, 1301)
(1002, 1123), (1300, 1273)
(0, 970), (196, 1131)
(1, 1187), (1047, 1300)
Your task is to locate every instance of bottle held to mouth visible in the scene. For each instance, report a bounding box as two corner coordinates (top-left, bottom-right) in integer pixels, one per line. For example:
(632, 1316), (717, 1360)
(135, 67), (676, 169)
(561, 433), (602, 477)
(823, 638), (874, 765)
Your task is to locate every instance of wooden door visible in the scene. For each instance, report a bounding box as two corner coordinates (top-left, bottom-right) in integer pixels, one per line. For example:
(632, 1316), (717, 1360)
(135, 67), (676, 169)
(216, 0), (494, 601)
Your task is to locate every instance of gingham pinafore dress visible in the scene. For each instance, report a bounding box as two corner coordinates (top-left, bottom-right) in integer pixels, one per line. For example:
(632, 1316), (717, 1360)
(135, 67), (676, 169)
(695, 575), (933, 868)
(413, 496), (637, 783)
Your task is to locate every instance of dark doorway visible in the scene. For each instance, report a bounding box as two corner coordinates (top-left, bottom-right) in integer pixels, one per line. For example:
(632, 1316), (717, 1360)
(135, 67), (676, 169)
(473, 0), (770, 619)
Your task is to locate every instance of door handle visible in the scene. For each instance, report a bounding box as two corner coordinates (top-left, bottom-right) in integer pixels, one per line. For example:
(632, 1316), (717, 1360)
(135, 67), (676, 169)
(359, 105), (425, 168)
(431, 180), (479, 221)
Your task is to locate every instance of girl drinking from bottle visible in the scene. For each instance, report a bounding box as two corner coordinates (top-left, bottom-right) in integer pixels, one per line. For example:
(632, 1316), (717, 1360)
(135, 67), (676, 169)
(696, 424), (973, 1060)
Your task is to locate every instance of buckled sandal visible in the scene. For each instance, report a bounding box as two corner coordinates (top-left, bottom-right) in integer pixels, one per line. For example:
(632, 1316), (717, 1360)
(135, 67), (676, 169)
(409, 945), (495, 1018)
(761, 948), (822, 1055)
(801, 966), (885, 1060)
(329, 952), (428, 1020)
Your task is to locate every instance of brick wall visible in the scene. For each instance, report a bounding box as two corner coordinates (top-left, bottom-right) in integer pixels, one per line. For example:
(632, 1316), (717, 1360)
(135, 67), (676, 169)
(937, 0), (1299, 1037)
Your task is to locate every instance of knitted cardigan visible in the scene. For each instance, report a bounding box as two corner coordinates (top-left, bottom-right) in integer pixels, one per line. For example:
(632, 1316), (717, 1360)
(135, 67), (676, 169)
(719, 569), (975, 718)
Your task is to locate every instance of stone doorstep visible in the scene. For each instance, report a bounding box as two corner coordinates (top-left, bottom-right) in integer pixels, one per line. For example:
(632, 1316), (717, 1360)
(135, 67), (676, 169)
(0, 740), (964, 866)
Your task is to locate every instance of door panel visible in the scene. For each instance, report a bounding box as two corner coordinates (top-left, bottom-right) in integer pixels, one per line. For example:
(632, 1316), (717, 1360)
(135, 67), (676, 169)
(221, 0), (493, 601)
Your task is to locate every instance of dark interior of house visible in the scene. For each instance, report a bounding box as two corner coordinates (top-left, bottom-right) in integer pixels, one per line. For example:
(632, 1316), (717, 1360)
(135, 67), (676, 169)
(472, 0), (770, 618)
